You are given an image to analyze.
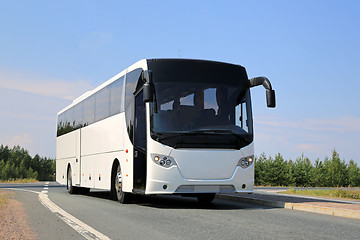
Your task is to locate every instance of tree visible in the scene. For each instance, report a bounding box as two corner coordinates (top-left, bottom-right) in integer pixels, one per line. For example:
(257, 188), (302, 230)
(324, 150), (348, 187)
(255, 153), (267, 186)
(292, 154), (312, 187)
(347, 160), (360, 187)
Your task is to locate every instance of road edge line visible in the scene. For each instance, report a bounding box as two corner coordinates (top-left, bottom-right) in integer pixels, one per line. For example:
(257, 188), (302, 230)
(38, 192), (110, 240)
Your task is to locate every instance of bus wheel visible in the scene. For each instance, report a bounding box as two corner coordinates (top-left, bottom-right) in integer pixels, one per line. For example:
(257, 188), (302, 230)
(196, 193), (215, 204)
(67, 167), (77, 194)
(112, 164), (132, 204)
(79, 187), (90, 195)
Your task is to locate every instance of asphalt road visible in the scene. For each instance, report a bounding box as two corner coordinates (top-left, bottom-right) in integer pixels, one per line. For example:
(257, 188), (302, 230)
(1, 182), (360, 240)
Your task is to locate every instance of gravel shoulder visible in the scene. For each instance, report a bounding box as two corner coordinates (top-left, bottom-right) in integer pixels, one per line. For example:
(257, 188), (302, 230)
(0, 189), (37, 240)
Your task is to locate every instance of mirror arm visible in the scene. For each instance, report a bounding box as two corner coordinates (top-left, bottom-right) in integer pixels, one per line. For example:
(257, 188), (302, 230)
(249, 77), (272, 90)
(249, 77), (276, 108)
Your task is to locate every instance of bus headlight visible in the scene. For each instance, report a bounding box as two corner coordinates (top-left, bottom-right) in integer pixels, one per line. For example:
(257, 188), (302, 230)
(237, 156), (254, 169)
(151, 154), (176, 168)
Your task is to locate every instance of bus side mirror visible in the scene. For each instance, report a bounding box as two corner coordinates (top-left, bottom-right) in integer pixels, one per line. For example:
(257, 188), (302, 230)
(143, 82), (154, 103)
(142, 70), (154, 103)
(266, 89), (276, 108)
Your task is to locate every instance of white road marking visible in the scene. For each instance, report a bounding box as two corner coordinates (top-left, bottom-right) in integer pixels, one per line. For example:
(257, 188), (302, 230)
(39, 192), (110, 240)
(4, 187), (111, 240)
(45, 182), (50, 185)
(44, 187), (48, 190)
(6, 188), (40, 194)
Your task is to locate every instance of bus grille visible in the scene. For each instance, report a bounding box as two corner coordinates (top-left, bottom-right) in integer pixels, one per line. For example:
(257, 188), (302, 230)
(175, 185), (235, 193)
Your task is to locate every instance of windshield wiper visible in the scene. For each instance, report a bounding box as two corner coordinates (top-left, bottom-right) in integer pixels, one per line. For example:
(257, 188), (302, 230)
(184, 129), (236, 135)
(184, 129), (248, 143)
(152, 132), (183, 141)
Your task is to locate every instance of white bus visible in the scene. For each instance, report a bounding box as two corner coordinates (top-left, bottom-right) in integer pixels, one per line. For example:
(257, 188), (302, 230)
(56, 59), (275, 203)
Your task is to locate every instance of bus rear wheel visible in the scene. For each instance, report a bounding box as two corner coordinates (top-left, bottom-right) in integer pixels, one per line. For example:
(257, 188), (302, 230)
(197, 193), (216, 204)
(67, 167), (78, 194)
(112, 164), (132, 204)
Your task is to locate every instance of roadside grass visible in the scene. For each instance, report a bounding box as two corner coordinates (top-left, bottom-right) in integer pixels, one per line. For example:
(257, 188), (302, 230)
(0, 178), (38, 184)
(0, 190), (7, 206)
(0, 190), (14, 211)
(283, 188), (360, 200)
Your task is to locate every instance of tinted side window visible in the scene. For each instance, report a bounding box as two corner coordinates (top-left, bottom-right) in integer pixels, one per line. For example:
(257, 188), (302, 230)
(110, 76), (124, 115)
(95, 87), (110, 122)
(57, 112), (65, 136)
(84, 95), (95, 126)
(74, 102), (83, 129)
(65, 108), (74, 129)
(125, 68), (142, 109)
(134, 91), (146, 150)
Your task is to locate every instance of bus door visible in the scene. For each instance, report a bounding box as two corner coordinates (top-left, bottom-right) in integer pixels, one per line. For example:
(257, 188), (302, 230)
(133, 90), (147, 191)
(74, 129), (81, 185)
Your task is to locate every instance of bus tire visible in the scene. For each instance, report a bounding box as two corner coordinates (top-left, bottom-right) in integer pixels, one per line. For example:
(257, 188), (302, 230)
(196, 193), (215, 204)
(67, 167), (78, 194)
(112, 163), (132, 204)
(79, 187), (90, 195)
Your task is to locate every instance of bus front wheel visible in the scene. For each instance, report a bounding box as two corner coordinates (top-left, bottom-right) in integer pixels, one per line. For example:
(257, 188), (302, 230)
(112, 164), (132, 204)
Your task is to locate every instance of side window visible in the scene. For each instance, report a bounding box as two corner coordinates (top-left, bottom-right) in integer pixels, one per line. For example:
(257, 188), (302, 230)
(57, 112), (65, 136)
(74, 102), (83, 129)
(110, 76), (124, 115)
(134, 91), (146, 150)
(84, 95), (95, 126)
(124, 68), (143, 109)
(125, 68), (143, 141)
(65, 108), (74, 130)
(95, 87), (110, 122)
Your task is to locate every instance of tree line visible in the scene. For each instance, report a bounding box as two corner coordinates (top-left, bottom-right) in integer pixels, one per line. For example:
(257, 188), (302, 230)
(255, 150), (360, 187)
(0, 145), (55, 181)
(1, 144), (359, 187)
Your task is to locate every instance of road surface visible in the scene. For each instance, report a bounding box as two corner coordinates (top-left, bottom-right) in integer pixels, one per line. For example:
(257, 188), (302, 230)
(1, 182), (359, 240)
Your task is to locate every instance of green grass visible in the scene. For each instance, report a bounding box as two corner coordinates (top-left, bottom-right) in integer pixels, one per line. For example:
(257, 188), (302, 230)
(0, 178), (38, 184)
(283, 188), (360, 200)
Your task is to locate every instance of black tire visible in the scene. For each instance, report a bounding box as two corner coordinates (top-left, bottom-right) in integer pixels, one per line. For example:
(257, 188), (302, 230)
(197, 193), (216, 204)
(111, 163), (132, 204)
(79, 187), (90, 195)
(67, 167), (78, 194)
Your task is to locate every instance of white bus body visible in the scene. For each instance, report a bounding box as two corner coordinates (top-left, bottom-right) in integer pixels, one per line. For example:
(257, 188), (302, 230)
(56, 59), (275, 203)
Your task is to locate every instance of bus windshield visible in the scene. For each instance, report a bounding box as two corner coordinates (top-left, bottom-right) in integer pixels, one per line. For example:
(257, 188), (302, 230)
(148, 60), (253, 149)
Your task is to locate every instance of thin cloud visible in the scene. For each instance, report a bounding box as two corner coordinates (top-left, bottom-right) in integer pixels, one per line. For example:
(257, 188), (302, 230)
(0, 69), (94, 100)
(254, 114), (360, 162)
(255, 115), (360, 133)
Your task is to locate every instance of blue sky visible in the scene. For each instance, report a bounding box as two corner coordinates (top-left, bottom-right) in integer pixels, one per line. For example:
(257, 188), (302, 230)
(0, 0), (359, 163)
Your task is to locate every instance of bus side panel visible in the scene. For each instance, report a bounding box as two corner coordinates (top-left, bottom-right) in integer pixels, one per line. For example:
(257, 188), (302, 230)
(81, 114), (124, 156)
(80, 113), (133, 191)
(56, 158), (67, 185)
(56, 130), (79, 185)
(81, 155), (94, 188)
(93, 151), (125, 190)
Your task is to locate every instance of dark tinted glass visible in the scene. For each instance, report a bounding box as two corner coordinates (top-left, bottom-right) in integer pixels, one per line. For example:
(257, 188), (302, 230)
(95, 87), (110, 122)
(134, 91), (146, 150)
(124, 68), (142, 109)
(74, 102), (83, 129)
(57, 76), (128, 136)
(84, 95), (95, 126)
(110, 76), (124, 115)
